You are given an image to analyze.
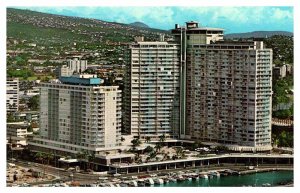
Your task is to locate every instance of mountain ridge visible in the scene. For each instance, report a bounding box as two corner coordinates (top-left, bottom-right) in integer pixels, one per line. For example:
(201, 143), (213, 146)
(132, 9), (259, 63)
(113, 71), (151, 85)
(7, 8), (293, 45)
(225, 31), (293, 39)
(7, 8), (170, 45)
(129, 21), (150, 28)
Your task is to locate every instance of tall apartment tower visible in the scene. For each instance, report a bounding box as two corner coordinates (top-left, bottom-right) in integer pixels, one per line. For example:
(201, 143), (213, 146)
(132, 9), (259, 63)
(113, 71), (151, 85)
(124, 41), (181, 140)
(172, 21), (273, 150)
(55, 58), (88, 78)
(29, 74), (122, 155)
(67, 58), (88, 74)
(7, 78), (19, 113)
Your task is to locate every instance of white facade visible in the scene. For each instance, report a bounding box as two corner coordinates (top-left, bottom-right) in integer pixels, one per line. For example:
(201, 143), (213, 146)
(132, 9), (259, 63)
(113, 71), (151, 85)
(124, 41), (181, 140)
(6, 78), (19, 113)
(7, 122), (32, 147)
(186, 42), (272, 148)
(56, 65), (72, 77)
(29, 80), (122, 154)
(7, 122), (30, 138)
(67, 58), (87, 74)
(172, 21), (273, 149)
(56, 58), (88, 77)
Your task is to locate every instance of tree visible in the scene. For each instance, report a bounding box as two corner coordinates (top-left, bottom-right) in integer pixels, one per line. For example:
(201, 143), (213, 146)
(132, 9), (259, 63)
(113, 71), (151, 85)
(83, 68), (96, 74)
(155, 143), (162, 153)
(88, 153), (95, 170)
(35, 152), (46, 164)
(149, 151), (157, 160)
(131, 138), (141, 152)
(272, 76), (293, 108)
(144, 146), (154, 154)
(82, 150), (93, 171)
(121, 137), (125, 142)
(27, 125), (33, 132)
(7, 113), (15, 123)
(145, 136), (151, 143)
(277, 131), (293, 148)
(159, 134), (166, 143)
(28, 95), (40, 111)
(45, 153), (54, 165)
(265, 35), (293, 64)
(273, 107), (293, 119)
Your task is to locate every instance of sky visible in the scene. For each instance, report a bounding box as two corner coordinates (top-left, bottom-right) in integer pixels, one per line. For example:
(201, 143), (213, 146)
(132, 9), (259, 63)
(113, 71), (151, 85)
(15, 6), (294, 34)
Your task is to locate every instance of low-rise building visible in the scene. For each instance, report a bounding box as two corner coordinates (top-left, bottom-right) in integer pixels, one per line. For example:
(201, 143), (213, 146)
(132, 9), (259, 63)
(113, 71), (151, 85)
(7, 122), (32, 147)
(13, 111), (39, 122)
(7, 78), (19, 113)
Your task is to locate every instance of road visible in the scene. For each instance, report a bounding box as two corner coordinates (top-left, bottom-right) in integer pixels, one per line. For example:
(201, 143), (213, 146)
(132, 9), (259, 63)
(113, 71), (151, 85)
(11, 159), (108, 184)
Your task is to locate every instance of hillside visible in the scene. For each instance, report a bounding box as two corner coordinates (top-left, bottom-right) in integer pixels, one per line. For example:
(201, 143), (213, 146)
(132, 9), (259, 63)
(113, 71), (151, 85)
(6, 8), (293, 70)
(225, 31), (293, 39)
(7, 8), (170, 45)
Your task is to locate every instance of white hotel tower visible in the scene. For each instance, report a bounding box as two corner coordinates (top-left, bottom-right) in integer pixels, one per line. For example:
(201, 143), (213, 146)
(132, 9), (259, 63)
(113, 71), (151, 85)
(124, 40), (181, 140)
(29, 74), (122, 155)
(172, 21), (273, 151)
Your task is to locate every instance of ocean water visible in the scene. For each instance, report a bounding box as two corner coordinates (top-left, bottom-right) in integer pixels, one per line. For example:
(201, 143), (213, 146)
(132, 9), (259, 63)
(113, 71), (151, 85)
(154, 170), (293, 187)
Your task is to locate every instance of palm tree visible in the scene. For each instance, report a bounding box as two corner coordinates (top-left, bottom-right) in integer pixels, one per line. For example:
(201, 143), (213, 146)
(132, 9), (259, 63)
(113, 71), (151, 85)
(159, 134), (166, 147)
(144, 146), (154, 154)
(80, 150), (90, 171)
(149, 151), (156, 160)
(131, 138), (141, 152)
(35, 152), (46, 175)
(145, 136), (151, 143)
(159, 134), (166, 143)
(155, 143), (162, 153)
(45, 153), (54, 165)
(121, 137), (125, 142)
(35, 152), (46, 164)
(88, 153), (95, 171)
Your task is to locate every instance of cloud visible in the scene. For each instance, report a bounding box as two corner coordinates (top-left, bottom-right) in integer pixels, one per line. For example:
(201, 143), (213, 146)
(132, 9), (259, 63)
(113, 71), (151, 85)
(272, 7), (293, 20)
(16, 6), (293, 33)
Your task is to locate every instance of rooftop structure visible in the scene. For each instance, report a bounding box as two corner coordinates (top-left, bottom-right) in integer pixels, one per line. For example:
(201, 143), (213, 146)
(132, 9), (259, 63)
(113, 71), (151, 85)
(59, 74), (104, 85)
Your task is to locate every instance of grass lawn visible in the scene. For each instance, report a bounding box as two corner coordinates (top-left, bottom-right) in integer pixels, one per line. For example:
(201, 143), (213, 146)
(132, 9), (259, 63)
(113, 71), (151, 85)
(27, 76), (37, 81)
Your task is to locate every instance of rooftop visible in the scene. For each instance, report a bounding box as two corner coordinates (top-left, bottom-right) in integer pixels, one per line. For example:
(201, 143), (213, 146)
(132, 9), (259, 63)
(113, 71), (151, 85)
(174, 21), (224, 31)
(59, 74), (104, 86)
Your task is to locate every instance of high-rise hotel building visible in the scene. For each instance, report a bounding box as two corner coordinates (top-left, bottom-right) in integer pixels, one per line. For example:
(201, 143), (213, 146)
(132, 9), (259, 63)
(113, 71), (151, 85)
(172, 21), (272, 150)
(124, 41), (181, 140)
(125, 21), (272, 150)
(29, 74), (122, 155)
